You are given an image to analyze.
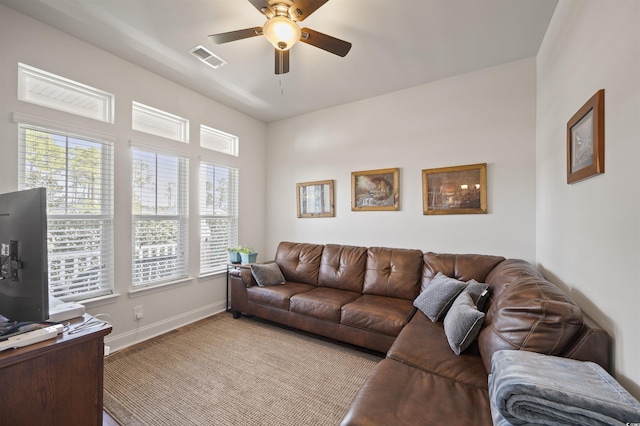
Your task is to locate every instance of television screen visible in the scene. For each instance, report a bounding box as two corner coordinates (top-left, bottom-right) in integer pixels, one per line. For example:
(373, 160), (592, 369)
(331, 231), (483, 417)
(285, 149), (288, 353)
(0, 188), (49, 326)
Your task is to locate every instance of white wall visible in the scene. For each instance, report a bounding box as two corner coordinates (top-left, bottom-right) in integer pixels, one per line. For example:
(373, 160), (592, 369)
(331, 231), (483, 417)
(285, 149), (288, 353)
(265, 59), (537, 263)
(536, 0), (640, 398)
(5, 0), (638, 401)
(0, 5), (267, 351)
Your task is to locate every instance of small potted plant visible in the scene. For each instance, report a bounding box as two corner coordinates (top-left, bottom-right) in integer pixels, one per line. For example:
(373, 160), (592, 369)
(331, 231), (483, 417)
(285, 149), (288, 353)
(227, 246), (242, 264)
(238, 246), (258, 264)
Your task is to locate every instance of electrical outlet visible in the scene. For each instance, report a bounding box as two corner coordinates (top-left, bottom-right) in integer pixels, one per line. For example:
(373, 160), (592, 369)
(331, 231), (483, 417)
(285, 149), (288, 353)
(133, 305), (143, 320)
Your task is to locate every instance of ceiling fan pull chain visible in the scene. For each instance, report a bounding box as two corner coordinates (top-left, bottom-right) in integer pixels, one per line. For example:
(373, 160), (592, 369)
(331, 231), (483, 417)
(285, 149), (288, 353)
(280, 77), (284, 96)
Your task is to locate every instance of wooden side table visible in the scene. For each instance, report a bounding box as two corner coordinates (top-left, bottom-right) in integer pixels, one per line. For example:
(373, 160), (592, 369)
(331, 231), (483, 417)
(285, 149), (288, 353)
(0, 314), (112, 425)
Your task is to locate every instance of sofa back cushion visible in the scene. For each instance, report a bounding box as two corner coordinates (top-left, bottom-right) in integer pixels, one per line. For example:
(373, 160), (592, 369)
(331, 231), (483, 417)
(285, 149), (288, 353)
(318, 244), (368, 292)
(478, 272), (584, 372)
(274, 242), (324, 286)
(363, 247), (423, 300)
(422, 252), (505, 292)
(483, 258), (537, 309)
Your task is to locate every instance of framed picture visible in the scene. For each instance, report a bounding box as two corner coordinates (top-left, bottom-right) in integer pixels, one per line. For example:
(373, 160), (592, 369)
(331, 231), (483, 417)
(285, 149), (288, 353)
(351, 168), (399, 211)
(296, 180), (334, 218)
(567, 89), (605, 184)
(422, 163), (487, 215)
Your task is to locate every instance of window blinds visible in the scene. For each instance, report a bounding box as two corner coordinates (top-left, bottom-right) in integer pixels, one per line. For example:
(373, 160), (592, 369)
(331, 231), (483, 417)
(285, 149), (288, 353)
(199, 161), (239, 274)
(18, 124), (114, 301)
(132, 148), (189, 286)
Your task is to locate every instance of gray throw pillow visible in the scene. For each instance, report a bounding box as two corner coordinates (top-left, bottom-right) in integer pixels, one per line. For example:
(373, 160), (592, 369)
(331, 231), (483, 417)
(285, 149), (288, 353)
(444, 291), (485, 355)
(251, 263), (286, 287)
(413, 272), (468, 322)
(465, 280), (490, 311)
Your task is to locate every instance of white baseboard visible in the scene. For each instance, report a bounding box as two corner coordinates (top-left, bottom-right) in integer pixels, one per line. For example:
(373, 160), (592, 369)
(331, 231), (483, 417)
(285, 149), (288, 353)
(104, 301), (226, 353)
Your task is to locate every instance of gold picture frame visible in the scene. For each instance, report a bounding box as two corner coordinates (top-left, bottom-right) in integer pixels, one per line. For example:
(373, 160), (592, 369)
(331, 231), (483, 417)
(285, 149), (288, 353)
(296, 180), (334, 218)
(422, 163), (487, 215)
(351, 168), (399, 211)
(567, 89), (605, 184)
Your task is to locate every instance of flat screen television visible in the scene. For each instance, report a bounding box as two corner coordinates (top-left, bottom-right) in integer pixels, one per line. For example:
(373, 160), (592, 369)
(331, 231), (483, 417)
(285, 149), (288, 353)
(0, 188), (49, 331)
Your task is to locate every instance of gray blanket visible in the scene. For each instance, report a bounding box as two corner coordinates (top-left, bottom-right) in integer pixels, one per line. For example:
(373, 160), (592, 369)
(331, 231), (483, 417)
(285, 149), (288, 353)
(488, 350), (640, 426)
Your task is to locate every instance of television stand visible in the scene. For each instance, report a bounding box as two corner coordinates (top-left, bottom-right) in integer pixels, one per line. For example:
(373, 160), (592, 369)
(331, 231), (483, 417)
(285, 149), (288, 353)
(0, 314), (112, 425)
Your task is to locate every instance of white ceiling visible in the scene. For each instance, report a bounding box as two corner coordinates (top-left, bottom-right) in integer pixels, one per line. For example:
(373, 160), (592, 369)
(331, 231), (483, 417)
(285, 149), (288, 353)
(0, 0), (557, 123)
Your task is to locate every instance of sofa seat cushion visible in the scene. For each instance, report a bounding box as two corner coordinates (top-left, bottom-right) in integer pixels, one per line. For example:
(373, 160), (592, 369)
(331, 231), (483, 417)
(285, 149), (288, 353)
(388, 310), (488, 388)
(340, 359), (492, 426)
(290, 287), (361, 322)
(341, 295), (415, 336)
(246, 282), (315, 310)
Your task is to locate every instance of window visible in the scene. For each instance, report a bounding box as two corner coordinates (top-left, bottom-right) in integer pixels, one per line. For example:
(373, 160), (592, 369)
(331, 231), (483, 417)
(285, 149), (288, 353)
(132, 102), (189, 143)
(200, 125), (238, 156)
(18, 63), (115, 123)
(200, 161), (238, 274)
(132, 148), (189, 286)
(18, 124), (114, 301)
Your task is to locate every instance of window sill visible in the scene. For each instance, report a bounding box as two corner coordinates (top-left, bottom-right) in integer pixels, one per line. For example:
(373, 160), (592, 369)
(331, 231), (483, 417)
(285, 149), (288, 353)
(81, 293), (122, 309)
(198, 270), (226, 281)
(128, 276), (194, 298)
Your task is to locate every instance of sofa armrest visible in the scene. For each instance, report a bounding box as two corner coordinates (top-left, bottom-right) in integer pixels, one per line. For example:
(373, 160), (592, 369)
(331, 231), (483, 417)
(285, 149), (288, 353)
(230, 267), (255, 287)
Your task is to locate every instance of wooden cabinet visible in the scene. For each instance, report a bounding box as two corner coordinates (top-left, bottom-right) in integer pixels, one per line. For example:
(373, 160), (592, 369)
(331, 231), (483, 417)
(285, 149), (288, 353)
(0, 315), (112, 426)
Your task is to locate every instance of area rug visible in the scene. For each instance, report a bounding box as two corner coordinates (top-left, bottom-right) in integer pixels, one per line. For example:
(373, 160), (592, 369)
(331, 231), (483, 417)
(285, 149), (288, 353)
(103, 313), (382, 425)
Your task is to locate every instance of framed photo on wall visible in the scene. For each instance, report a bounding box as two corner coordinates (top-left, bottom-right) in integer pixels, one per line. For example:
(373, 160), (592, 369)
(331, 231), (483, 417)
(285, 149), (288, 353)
(296, 180), (334, 218)
(422, 163), (487, 215)
(351, 168), (399, 211)
(567, 89), (605, 184)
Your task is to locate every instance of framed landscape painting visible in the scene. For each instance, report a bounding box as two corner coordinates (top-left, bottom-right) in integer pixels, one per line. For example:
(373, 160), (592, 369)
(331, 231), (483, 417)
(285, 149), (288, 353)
(351, 168), (399, 211)
(567, 89), (605, 184)
(422, 163), (487, 215)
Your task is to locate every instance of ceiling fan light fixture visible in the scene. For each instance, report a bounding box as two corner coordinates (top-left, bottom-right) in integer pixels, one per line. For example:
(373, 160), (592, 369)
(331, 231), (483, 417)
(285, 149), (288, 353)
(262, 16), (301, 50)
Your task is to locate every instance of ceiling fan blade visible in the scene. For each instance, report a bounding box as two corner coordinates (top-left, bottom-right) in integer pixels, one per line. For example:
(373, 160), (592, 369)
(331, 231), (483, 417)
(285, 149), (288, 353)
(248, 0), (275, 18)
(289, 0), (329, 22)
(275, 49), (290, 74)
(208, 27), (263, 44)
(300, 28), (352, 57)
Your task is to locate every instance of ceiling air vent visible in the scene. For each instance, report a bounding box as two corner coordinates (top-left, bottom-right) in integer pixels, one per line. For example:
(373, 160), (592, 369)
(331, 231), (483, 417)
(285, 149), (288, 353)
(189, 45), (227, 69)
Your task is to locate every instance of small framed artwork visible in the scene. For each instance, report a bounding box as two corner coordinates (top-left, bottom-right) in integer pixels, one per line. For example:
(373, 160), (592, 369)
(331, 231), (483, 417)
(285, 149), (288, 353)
(422, 163), (487, 215)
(296, 180), (334, 218)
(351, 168), (399, 211)
(567, 89), (605, 184)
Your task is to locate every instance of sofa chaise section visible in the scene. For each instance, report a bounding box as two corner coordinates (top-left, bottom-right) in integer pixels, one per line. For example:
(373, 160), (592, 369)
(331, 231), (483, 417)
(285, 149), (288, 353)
(340, 254), (610, 425)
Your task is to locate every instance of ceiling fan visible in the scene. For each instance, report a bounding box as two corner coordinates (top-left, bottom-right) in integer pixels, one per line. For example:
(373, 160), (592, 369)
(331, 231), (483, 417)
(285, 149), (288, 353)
(208, 0), (352, 74)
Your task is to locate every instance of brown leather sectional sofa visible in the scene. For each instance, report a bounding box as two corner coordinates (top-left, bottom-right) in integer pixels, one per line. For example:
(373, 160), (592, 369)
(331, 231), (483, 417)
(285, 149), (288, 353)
(228, 241), (610, 425)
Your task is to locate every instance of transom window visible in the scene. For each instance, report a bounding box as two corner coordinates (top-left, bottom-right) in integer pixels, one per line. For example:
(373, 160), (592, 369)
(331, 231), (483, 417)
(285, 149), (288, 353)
(18, 63), (114, 123)
(132, 102), (189, 143)
(200, 125), (238, 156)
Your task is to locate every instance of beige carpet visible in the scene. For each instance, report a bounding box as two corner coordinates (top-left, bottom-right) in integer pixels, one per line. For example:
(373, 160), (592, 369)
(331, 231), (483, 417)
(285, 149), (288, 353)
(103, 314), (382, 425)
